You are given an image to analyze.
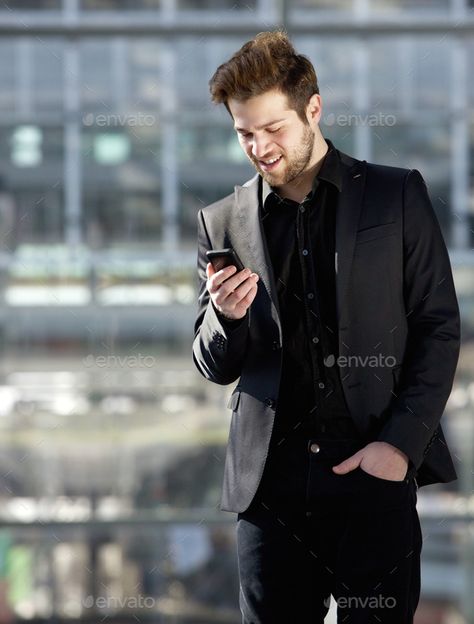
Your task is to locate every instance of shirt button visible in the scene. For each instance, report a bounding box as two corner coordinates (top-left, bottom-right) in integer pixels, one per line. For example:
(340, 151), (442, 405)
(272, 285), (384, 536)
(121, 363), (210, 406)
(302, 249), (309, 256)
(309, 443), (320, 454)
(312, 337), (319, 344)
(307, 293), (314, 300)
(299, 205), (305, 213)
(318, 382), (325, 389)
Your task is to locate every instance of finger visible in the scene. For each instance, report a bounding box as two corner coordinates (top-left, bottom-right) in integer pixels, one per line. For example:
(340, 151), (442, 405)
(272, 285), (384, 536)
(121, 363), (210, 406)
(231, 274), (259, 304)
(240, 281), (259, 306)
(222, 268), (258, 295)
(224, 273), (258, 307)
(221, 283), (258, 318)
(210, 266), (249, 295)
(215, 273), (258, 307)
(332, 453), (362, 474)
(209, 265), (238, 292)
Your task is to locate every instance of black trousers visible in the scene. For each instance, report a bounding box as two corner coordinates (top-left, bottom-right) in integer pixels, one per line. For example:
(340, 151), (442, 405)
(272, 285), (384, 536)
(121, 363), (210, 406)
(236, 437), (422, 623)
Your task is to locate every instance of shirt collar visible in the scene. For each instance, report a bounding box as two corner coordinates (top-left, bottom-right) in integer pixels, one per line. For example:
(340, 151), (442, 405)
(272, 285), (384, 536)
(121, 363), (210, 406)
(261, 138), (342, 210)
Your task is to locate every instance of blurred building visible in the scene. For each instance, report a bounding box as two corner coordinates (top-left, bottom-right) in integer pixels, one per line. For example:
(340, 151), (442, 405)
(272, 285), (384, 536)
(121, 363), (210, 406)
(0, 0), (472, 622)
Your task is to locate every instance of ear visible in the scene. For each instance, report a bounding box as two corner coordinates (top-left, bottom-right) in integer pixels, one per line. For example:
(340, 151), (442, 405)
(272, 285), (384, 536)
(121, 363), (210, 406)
(306, 93), (323, 126)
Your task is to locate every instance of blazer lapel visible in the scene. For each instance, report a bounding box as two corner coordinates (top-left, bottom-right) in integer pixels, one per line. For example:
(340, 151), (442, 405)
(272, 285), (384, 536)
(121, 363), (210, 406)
(335, 154), (367, 323)
(234, 174), (283, 342)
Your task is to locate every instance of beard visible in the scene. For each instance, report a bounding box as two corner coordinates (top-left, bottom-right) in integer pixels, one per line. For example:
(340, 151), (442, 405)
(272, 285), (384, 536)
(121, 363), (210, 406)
(249, 124), (315, 188)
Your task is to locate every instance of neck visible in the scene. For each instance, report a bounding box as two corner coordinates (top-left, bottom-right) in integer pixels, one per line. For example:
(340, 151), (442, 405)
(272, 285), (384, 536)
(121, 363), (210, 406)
(274, 134), (328, 203)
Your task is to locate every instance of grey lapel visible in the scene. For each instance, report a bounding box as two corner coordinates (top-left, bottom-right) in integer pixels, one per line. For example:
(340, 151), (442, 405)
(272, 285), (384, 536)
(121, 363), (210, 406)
(234, 174), (282, 342)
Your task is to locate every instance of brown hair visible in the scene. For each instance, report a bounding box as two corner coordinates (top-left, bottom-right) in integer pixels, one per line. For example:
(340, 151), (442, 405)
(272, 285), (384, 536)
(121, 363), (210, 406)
(209, 30), (319, 124)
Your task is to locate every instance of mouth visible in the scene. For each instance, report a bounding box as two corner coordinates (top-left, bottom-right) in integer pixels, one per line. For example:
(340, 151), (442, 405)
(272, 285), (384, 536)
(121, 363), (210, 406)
(258, 155), (283, 172)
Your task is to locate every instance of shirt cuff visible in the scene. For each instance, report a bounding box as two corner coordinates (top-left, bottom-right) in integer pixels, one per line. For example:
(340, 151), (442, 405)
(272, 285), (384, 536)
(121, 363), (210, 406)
(211, 301), (248, 330)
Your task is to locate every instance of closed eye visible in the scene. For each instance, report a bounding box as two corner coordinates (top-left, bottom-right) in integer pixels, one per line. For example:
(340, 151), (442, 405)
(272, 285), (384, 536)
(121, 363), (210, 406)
(237, 127), (281, 138)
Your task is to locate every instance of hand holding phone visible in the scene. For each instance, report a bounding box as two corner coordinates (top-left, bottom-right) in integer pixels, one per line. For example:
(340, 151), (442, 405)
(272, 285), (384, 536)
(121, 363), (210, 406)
(205, 248), (259, 321)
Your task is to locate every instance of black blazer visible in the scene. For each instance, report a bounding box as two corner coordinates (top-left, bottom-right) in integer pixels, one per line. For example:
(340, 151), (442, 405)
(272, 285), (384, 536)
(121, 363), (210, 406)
(192, 147), (461, 514)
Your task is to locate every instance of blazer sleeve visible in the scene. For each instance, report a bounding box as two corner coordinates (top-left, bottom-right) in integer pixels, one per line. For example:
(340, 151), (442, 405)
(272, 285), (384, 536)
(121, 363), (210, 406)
(377, 169), (461, 470)
(192, 207), (250, 385)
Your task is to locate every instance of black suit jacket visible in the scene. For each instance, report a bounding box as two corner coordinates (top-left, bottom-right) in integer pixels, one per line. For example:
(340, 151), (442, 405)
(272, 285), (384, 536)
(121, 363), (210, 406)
(192, 147), (461, 514)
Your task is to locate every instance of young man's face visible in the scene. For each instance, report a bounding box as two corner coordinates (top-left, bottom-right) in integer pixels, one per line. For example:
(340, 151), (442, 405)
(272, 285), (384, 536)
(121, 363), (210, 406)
(228, 88), (319, 188)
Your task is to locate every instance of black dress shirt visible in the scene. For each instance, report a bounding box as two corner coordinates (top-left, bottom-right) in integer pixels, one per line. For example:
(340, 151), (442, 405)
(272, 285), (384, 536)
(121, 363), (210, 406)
(260, 139), (361, 450)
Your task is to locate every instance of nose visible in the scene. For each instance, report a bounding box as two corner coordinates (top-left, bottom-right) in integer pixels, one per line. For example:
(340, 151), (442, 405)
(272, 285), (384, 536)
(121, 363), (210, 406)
(251, 135), (272, 161)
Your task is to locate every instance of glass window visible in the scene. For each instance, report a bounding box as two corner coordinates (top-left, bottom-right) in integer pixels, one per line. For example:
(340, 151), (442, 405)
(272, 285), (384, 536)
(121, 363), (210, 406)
(81, 39), (162, 114)
(0, 125), (64, 247)
(412, 38), (451, 111)
(82, 124), (161, 248)
(178, 124), (244, 165)
(295, 37), (355, 112)
(369, 40), (403, 111)
(0, 40), (16, 113)
(31, 39), (64, 113)
(11, 126), (44, 168)
(291, 0), (352, 10)
(469, 39), (474, 108)
(469, 122), (474, 248)
(0, 39), (64, 116)
(128, 40), (162, 112)
(82, 191), (161, 247)
(0, 0), (61, 8)
(11, 188), (64, 245)
(80, 41), (115, 111)
(371, 0), (450, 12)
(177, 0), (256, 8)
(81, 0), (161, 8)
(175, 38), (212, 109)
(369, 37), (451, 112)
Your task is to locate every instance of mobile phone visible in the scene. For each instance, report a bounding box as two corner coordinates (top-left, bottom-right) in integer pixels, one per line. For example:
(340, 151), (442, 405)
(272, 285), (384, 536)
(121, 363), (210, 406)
(206, 248), (245, 272)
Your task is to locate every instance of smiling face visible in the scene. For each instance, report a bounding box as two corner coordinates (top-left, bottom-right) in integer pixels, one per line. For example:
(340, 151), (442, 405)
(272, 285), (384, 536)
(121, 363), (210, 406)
(228, 88), (322, 190)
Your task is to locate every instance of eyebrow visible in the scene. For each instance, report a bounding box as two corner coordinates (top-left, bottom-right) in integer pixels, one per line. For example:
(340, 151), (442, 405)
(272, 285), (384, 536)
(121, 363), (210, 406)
(234, 118), (287, 133)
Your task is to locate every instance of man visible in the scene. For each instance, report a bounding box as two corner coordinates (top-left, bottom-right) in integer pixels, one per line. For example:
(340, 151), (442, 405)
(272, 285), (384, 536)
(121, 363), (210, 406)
(192, 30), (460, 623)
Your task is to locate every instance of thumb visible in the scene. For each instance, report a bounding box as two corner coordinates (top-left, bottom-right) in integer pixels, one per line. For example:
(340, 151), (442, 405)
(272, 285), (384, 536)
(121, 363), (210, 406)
(332, 453), (362, 474)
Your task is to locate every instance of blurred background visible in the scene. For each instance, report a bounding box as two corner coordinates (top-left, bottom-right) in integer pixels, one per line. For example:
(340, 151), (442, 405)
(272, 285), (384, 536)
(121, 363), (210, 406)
(0, 0), (472, 622)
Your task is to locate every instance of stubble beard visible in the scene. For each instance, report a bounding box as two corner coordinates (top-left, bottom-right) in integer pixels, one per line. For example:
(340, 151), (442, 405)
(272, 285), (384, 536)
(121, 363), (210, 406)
(250, 124), (316, 188)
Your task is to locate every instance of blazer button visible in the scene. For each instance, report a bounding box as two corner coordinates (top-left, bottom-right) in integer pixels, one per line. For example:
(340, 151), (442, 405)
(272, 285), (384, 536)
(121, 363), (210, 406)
(264, 397), (276, 408)
(272, 341), (281, 350)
